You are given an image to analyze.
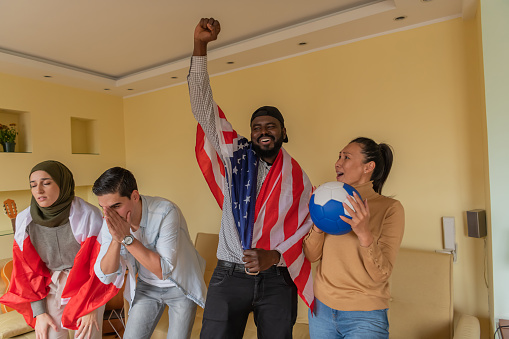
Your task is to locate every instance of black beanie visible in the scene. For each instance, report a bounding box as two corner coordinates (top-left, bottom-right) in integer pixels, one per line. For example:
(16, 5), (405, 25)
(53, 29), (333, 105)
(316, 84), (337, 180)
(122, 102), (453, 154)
(250, 106), (288, 143)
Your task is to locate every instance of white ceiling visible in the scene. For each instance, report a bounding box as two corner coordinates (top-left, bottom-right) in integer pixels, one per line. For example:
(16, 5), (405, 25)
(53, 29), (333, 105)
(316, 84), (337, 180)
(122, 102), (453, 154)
(0, 0), (475, 97)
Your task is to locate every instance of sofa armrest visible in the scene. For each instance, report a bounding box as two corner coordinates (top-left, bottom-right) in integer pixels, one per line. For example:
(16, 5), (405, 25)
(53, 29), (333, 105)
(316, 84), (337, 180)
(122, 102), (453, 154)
(453, 314), (480, 339)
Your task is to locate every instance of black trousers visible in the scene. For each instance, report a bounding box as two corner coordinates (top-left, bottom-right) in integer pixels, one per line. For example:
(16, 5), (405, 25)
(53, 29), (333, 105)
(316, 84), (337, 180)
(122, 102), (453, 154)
(200, 260), (298, 339)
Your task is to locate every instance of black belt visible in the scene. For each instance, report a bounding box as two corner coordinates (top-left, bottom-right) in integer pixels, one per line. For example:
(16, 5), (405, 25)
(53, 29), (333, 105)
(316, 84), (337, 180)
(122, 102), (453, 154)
(216, 259), (287, 276)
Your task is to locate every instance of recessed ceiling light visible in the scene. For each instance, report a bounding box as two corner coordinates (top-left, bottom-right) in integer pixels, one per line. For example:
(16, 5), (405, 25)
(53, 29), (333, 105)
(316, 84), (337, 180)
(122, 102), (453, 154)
(394, 16), (407, 21)
(227, 61), (234, 64)
(43, 75), (52, 78)
(298, 42), (307, 46)
(171, 76), (178, 79)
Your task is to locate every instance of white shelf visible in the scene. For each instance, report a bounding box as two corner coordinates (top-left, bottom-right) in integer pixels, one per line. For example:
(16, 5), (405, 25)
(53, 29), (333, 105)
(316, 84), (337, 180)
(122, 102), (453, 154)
(0, 108), (31, 153)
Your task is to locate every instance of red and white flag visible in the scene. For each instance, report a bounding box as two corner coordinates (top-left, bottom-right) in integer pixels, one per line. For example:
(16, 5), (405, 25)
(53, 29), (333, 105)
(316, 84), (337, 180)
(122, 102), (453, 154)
(0, 198), (117, 329)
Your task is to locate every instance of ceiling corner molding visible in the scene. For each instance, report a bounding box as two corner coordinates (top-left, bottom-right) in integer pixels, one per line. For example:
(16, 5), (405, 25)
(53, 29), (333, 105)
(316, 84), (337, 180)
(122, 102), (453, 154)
(461, 0), (478, 20)
(0, 48), (116, 85)
(206, 0), (395, 61)
(0, 0), (461, 96)
(117, 0), (395, 88)
(116, 58), (190, 87)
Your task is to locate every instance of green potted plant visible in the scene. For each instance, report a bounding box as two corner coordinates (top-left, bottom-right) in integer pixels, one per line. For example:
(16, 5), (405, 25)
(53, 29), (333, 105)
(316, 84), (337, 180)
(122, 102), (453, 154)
(0, 123), (18, 152)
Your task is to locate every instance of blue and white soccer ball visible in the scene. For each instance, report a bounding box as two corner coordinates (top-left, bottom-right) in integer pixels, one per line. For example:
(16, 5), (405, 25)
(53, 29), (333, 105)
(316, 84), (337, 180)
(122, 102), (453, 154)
(309, 181), (362, 235)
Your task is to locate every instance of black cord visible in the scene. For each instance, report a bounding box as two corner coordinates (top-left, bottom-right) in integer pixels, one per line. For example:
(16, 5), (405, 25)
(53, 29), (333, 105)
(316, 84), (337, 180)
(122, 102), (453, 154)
(494, 325), (509, 338)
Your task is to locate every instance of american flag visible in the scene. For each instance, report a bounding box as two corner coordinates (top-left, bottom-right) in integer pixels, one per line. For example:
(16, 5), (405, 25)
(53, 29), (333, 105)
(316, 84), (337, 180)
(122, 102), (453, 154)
(195, 103), (314, 308)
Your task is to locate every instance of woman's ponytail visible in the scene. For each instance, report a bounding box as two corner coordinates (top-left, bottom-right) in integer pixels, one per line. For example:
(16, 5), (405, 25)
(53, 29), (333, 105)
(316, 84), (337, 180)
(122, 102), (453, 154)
(350, 137), (394, 194)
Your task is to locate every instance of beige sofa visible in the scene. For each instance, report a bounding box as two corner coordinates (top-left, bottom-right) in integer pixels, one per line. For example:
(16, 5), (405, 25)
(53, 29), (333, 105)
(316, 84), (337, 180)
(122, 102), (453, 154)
(388, 248), (480, 339)
(0, 234), (481, 339)
(149, 233), (481, 339)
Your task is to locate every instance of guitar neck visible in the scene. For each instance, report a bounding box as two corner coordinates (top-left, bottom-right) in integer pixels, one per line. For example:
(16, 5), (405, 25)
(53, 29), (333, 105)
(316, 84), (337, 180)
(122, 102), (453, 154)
(3, 199), (18, 233)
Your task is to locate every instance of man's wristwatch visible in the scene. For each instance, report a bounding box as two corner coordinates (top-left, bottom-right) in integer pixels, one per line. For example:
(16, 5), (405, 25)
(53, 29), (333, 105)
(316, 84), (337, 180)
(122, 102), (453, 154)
(122, 234), (134, 246)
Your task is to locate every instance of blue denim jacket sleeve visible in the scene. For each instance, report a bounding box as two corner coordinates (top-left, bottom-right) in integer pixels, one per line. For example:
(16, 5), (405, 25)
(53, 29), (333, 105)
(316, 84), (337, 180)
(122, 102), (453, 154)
(156, 206), (179, 280)
(94, 220), (124, 284)
(137, 196), (207, 307)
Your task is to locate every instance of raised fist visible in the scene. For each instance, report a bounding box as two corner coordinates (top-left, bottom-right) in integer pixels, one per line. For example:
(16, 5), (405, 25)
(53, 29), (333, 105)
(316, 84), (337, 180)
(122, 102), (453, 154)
(194, 17), (221, 44)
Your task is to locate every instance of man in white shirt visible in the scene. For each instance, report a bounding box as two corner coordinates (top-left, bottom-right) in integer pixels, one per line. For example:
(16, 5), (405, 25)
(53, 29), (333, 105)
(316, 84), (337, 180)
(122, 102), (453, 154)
(93, 167), (206, 339)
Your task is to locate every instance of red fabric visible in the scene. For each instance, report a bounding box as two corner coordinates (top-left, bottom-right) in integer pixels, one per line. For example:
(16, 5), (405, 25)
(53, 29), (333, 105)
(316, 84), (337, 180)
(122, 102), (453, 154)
(0, 238), (51, 327)
(0, 235), (118, 330)
(60, 237), (119, 329)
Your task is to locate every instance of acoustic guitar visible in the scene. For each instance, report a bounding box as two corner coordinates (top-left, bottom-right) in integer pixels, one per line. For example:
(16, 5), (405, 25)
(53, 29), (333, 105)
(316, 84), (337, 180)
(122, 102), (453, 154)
(3, 199), (17, 233)
(0, 260), (13, 313)
(1, 199), (16, 313)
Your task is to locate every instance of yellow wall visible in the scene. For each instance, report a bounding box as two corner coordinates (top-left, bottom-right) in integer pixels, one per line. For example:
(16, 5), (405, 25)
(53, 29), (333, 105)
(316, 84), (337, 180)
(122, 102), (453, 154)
(0, 72), (126, 191)
(124, 17), (489, 333)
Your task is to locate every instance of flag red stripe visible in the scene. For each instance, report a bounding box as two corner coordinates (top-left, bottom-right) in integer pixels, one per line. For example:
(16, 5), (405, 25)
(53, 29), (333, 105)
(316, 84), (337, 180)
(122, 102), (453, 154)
(217, 106), (226, 119)
(196, 125), (224, 208)
(254, 151), (283, 220)
(294, 261), (312, 296)
(284, 238), (305, 267)
(222, 131), (236, 145)
(255, 152), (284, 250)
(283, 158), (303, 239)
(295, 262), (313, 307)
(257, 179), (281, 250)
(216, 153), (225, 177)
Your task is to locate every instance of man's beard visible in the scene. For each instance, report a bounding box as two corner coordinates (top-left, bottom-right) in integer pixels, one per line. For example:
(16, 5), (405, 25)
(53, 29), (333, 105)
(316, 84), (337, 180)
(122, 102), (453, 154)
(251, 134), (284, 162)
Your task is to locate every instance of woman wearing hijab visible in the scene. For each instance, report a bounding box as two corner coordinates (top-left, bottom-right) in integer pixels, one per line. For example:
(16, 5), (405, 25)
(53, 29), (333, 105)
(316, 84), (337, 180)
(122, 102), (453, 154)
(0, 160), (113, 339)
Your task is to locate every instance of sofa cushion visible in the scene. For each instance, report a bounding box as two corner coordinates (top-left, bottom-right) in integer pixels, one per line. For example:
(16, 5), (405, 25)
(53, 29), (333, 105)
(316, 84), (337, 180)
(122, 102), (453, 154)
(0, 311), (33, 339)
(194, 232), (221, 286)
(389, 248), (453, 339)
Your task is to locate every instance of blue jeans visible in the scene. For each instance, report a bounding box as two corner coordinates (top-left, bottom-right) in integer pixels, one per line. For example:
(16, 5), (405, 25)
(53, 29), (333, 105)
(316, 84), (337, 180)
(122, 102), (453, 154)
(308, 298), (389, 339)
(124, 279), (197, 339)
